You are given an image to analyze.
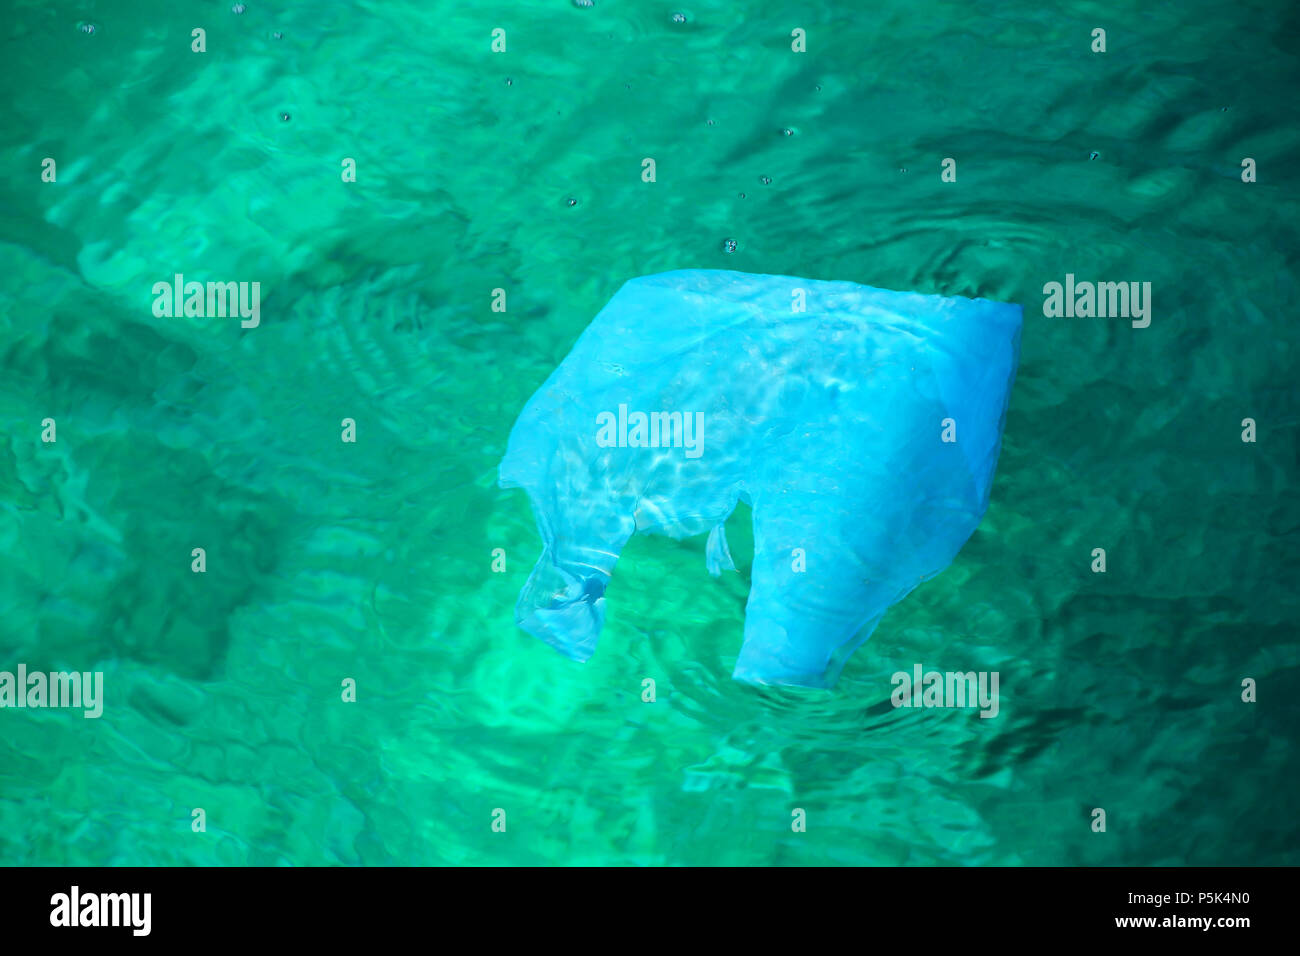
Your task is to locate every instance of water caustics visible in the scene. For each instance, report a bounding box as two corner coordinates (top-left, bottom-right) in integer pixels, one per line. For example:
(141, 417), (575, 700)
(500, 269), (1022, 687)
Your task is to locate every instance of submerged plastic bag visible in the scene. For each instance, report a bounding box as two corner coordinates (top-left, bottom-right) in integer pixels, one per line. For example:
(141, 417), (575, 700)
(500, 269), (1021, 687)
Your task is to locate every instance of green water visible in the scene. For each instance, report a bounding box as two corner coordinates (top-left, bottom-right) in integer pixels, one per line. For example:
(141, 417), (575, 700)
(1, 0), (1297, 866)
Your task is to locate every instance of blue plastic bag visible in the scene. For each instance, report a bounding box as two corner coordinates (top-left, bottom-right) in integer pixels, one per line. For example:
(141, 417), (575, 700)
(501, 269), (1021, 687)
